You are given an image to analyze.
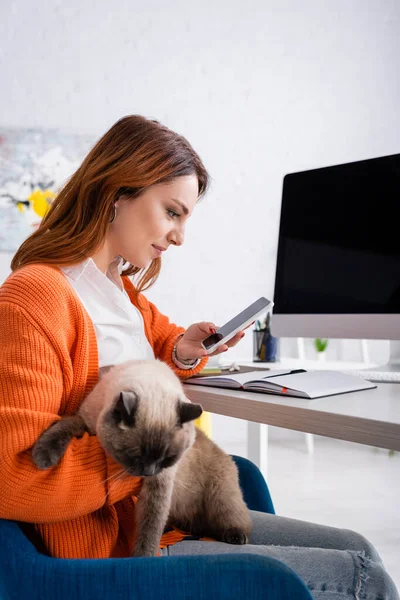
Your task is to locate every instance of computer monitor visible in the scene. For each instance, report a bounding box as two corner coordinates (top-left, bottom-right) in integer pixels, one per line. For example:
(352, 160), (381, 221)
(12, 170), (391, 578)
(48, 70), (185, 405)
(272, 153), (400, 372)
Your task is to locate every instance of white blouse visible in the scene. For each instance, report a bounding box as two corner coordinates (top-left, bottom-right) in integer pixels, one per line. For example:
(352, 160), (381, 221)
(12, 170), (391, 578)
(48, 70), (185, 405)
(61, 257), (155, 368)
(61, 257), (199, 371)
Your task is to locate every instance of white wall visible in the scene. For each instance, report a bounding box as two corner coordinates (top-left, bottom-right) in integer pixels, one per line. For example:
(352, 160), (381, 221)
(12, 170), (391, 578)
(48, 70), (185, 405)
(1, 0), (399, 362)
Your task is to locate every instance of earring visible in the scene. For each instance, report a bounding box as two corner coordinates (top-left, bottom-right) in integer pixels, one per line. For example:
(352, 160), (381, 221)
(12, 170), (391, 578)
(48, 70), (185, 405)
(109, 204), (117, 223)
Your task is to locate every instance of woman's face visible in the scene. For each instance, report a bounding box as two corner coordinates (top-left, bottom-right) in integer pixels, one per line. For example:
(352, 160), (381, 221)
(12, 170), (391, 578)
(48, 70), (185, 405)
(108, 175), (199, 269)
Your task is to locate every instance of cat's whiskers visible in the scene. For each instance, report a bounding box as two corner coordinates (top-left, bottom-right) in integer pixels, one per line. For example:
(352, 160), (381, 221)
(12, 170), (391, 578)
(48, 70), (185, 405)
(102, 469), (127, 486)
(175, 479), (196, 494)
(91, 467), (127, 491)
(95, 469), (130, 522)
(100, 470), (130, 508)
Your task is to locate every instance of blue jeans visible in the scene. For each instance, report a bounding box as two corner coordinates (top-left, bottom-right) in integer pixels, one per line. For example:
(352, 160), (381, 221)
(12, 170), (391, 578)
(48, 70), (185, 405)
(161, 511), (399, 600)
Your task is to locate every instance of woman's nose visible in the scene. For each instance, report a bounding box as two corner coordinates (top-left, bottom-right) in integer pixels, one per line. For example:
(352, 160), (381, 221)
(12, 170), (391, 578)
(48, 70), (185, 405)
(168, 228), (185, 246)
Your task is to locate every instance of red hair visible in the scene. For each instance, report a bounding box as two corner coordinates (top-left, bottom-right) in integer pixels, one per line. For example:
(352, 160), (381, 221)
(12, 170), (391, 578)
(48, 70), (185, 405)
(11, 115), (209, 294)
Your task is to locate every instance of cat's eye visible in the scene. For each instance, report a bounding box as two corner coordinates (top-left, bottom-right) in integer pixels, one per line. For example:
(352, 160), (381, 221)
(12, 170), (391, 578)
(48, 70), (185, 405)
(126, 449), (141, 459)
(161, 455), (177, 468)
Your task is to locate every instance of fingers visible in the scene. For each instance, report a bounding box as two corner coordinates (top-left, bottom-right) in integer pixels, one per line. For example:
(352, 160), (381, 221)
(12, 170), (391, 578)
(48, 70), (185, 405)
(198, 322), (219, 335)
(198, 349), (210, 358)
(209, 344), (229, 357)
(225, 331), (246, 348)
(208, 330), (247, 356)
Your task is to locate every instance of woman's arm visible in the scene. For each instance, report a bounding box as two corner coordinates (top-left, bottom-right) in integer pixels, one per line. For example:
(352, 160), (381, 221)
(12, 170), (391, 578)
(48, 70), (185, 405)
(145, 297), (209, 378)
(0, 302), (142, 524)
(125, 281), (246, 378)
(122, 276), (208, 377)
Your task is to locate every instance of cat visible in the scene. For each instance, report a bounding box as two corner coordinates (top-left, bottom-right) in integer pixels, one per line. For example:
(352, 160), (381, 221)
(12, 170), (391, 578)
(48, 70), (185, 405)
(32, 359), (252, 556)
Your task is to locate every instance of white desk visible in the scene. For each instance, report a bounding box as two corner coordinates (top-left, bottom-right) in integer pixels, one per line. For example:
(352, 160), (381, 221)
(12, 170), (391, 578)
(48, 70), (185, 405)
(184, 360), (400, 470)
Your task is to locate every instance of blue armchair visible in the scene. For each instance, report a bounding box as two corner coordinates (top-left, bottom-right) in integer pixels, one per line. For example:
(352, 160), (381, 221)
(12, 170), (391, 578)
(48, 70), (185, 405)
(0, 456), (312, 600)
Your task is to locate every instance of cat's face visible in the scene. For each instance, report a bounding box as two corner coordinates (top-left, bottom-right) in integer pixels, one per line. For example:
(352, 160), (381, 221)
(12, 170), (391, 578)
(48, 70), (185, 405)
(99, 390), (202, 477)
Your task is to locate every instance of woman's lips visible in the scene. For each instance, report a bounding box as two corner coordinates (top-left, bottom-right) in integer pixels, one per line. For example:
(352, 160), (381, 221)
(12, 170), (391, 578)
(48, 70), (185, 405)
(152, 244), (165, 256)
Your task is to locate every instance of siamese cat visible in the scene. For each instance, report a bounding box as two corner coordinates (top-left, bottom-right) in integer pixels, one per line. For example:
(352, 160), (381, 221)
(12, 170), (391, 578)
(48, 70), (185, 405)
(32, 359), (252, 556)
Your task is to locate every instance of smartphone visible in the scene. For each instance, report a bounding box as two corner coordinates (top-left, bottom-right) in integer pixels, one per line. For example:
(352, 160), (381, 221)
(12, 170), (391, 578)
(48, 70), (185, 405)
(201, 297), (273, 354)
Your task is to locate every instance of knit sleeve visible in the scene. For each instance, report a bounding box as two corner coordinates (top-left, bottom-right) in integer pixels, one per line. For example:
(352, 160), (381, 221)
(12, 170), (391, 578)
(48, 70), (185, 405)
(0, 302), (142, 524)
(145, 297), (208, 379)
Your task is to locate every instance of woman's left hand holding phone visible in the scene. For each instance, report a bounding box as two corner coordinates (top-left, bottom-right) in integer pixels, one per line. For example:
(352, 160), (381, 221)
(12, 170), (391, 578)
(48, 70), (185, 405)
(175, 322), (248, 360)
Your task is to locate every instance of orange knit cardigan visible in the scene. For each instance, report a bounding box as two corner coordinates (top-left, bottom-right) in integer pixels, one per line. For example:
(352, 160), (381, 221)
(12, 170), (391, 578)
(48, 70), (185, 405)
(0, 264), (207, 558)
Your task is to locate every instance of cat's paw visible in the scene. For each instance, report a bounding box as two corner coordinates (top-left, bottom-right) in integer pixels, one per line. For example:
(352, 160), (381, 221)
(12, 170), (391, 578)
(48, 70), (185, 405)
(222, 527), (248, 545)
(32, 437), (68, 469)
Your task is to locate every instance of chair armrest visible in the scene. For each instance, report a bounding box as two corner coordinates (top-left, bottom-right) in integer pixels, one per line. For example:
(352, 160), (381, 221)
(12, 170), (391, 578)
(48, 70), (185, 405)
(0, 519), (311, 600)
(231, 454), (275, 514)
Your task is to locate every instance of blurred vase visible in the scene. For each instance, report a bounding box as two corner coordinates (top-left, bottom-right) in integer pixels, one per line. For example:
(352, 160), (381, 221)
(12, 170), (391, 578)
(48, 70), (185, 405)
(253, 330), (279, 362)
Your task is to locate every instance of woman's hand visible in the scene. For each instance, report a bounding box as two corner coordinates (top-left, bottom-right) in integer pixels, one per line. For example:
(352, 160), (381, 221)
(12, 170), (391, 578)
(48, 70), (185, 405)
(175, 322), (249, 362)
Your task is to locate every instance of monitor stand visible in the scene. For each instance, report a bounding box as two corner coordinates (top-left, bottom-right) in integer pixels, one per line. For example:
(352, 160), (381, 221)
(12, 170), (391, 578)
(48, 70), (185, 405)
(364, 341), (400, 373)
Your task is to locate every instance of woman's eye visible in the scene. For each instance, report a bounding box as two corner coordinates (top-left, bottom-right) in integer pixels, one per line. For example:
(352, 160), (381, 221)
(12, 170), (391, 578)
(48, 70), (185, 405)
(167, 209), (180, 219)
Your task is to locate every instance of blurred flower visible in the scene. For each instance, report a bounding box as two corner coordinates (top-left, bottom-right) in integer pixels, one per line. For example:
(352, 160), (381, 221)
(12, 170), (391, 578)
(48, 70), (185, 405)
(27, 188), (55, 217)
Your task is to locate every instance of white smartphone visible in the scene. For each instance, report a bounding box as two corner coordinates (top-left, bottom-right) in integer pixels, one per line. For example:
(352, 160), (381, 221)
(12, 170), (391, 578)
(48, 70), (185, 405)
(201, 296), (273, 354)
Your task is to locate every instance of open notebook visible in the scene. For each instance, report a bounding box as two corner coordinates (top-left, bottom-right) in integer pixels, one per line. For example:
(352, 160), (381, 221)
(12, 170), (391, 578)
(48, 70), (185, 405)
(187, 369), (377, 399)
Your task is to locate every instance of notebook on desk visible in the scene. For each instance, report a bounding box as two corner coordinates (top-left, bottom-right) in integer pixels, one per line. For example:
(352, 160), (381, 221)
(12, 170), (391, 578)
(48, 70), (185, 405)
(187, 369), (377, 399)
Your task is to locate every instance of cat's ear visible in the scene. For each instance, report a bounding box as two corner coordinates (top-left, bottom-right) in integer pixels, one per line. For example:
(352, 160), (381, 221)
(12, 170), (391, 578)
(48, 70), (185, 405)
(113, 391), (138, 427)
(178, 400), (203, 425)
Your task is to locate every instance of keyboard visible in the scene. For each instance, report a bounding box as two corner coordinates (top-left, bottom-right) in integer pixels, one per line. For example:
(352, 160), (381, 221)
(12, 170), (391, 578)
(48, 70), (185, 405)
(341, 369), (400, 383)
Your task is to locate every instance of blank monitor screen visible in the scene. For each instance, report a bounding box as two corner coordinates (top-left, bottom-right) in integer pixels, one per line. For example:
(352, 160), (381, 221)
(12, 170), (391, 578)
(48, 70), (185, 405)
(274, 153), (400, 315)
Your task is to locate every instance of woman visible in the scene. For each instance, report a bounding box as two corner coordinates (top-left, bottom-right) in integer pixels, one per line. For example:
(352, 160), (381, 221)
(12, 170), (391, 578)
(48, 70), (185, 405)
(0, 115), (397, 599)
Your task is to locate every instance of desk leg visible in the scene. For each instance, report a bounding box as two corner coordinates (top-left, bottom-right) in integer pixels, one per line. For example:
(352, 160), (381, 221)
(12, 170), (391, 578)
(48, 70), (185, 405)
(247, 422), (268, 478)
(306, 433), (314, 455)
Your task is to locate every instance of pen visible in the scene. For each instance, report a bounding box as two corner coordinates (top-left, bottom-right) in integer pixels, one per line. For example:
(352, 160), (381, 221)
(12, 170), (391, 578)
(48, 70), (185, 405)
(264, 369), (307, 379)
